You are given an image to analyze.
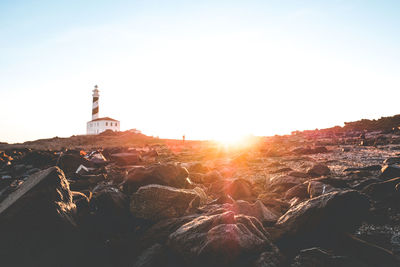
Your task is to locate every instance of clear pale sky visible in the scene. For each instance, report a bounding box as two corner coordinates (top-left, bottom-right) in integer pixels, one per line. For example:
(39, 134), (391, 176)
(1, 0), (400, 143)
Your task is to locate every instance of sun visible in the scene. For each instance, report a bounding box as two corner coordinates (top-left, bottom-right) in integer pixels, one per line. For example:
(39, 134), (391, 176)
(212, 132), (257, 148)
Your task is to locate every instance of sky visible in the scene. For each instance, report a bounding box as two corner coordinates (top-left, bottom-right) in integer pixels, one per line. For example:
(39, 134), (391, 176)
(1, 0), (400, 143)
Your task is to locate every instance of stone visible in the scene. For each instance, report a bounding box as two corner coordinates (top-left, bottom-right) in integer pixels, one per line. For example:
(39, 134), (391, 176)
(361, 177), (400, 202)
(58, 153), (92, 175)
(168, 211), (279, 267)
(111, 152), (142, 166)
(232, 200), (279, 225)
(209, 178), (254, 200)
(130, 184), (203, 221)
(307, 181), (337, 198)
(124, 163), (189, 194)
(276, 190), (370, 247)
(307, 163), (331, 177)
(267, 175), (303, 193)
(87, 185), (130, 234)
(383, 157), (400, 165)
(380, 165), (400, 180)
(132, 243), (168, 267)
(284, 183), (309, 200)
(202, 170), (223, 183)
(0, 167), (95, 267)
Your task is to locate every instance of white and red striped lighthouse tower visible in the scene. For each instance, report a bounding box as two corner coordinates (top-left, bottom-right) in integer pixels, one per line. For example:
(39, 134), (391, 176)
(92, 85), (99, 120)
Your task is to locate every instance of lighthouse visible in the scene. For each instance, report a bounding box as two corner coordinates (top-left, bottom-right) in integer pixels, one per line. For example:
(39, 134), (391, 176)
(92, 85), (99, 120)
(86, 85), (120, 135)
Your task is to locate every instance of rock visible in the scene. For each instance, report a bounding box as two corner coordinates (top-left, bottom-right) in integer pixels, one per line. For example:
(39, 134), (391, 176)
(168, 211), (279, 267)
(253, 249), (285, 267)
(124, 163), (189, 194)
(361, 177), (400, 202)
(132, 243), (169, 267)
(267, 175), (303, 193)
(232, 200), (279, 225)
(276, 190), (370, 248)
(307, 163), (331, 177)
(383, 157), (400, 165)
(292, 146), (328, 155)
(21, 150), (57, 168)
(209, 178), (253, 200)
(380, 165), (400, 180)
(227, 178), (254, 200)
(284, 183), (309, 200)
(344, 165), (381, 172)
(288, 171), (309, 178)
(307, 181), (337, 198)
(202, 170), (223, 183)
(130, 185), (203, 221)
(87, 185), (130, 235)
(58, 153), (92, 175)
(111, 152), (142, 166)
(290, 247), (365, 267)
(258, 193), (290, 216)
(0, 167), (100, 267)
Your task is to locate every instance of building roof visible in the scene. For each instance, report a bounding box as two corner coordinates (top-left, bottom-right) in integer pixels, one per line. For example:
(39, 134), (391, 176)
(89, 117), (119, 122)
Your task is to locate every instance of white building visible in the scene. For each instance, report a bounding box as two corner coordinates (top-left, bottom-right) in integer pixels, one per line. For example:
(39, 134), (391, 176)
(86, 85), (120, 135)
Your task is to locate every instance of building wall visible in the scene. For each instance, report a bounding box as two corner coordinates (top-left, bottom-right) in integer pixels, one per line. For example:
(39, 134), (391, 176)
(87, 120), (120, 135)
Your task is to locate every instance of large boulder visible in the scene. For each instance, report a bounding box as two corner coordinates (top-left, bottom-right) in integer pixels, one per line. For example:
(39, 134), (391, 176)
(124, 163), (189, 194)
(276, 190), (370, 248)
(0, 167), (105, 267)
(130, 184), (206, 221)
(168, 211), (280, 267)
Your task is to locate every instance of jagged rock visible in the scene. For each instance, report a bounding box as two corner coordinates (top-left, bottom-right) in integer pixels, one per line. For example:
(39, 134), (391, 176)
(0, 167), (103, 267)
(267, 175), (304, 193)
(124, 163), (189, 194)
(307, 163), (331, 177)
(380, 165), (400, 180)
(284, 183), (309, 200)
(168, 211), (279, 267)
(258, 193), (290, 215)
(111, 152), (142, 166)
(130, 185), (204, 221)
(232, 200), (279, 225)
(276, 190), (370, 248)
(69, 173), (106, 190)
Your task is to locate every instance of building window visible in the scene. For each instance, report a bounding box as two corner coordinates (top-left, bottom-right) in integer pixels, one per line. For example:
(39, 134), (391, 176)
(106, 122), (108, 126)
(111, 122), (113, 126)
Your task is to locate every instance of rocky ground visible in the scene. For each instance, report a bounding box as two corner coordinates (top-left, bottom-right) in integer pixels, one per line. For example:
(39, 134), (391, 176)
(1, 130), (400, 267)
